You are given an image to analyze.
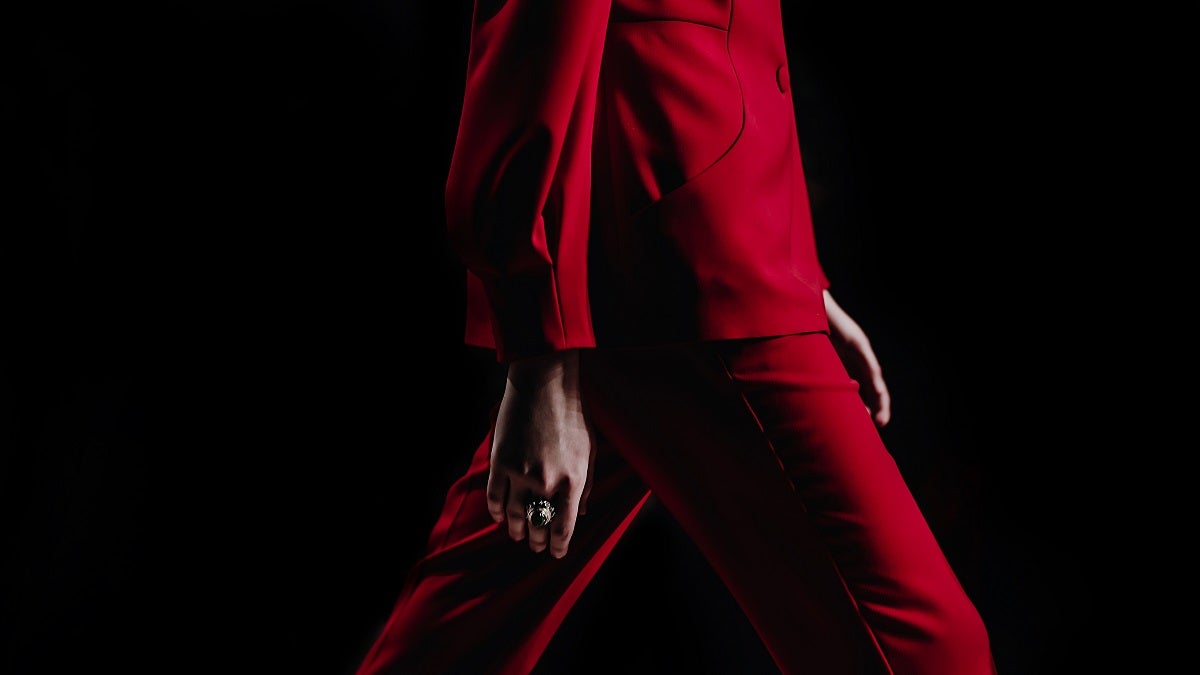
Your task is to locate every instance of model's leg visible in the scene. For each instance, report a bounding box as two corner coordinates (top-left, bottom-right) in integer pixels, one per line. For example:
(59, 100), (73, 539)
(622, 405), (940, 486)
(580, 333), (995, 675)
(354, 404), (653, 675)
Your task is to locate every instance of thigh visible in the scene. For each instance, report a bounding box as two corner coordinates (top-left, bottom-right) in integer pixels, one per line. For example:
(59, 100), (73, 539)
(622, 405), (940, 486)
(580, 333), (990, 674)
(713, 334), (989, 668)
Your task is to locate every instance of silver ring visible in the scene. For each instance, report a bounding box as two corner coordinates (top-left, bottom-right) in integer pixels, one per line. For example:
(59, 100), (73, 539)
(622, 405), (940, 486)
(525, 498), (556, 528)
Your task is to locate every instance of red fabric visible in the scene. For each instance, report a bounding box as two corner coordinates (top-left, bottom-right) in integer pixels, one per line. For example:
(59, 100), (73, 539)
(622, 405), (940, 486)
(355, 333), (996, 674)
(446, 0), (832, 362)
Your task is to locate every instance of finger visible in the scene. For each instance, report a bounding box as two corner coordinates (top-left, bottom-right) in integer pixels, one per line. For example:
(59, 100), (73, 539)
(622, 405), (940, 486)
(866, 356), (890, 427)
(873, 380), (892, 427)
(526, 491), (551, 554)
(485, 466), (507, 524)
(548, 484), (583, 560)
(579, 441), (597, 516)
(862, 378), (890, 427)
(505, 483), (528, 542)
(853, 342), (890, 428)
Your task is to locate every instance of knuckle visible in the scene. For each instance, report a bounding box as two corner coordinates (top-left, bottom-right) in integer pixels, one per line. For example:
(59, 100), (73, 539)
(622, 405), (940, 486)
(520, 461), (546, 480)
(527, 477), (554, 494)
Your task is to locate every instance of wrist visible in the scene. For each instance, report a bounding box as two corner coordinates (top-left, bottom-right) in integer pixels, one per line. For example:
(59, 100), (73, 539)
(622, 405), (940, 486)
(507, 349), (578, 386)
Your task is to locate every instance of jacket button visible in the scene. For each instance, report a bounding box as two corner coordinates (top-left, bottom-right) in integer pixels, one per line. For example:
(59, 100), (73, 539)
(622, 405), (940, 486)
(776, 65), (789, 93)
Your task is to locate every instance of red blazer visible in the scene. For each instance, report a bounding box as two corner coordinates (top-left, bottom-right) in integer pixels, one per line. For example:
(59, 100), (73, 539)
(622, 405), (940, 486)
(445, 0), (831, 362)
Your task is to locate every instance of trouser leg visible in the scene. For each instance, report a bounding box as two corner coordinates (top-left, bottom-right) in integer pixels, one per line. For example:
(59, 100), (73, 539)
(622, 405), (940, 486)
(580, 333), (995, 674)
(354, 405), (652, 675)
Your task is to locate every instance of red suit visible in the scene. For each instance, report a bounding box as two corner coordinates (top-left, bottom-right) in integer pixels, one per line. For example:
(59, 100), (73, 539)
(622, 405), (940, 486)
(357, 1), (996, 673)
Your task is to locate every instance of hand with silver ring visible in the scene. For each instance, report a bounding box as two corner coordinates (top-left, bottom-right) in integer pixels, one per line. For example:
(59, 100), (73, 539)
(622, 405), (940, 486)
(486, 350), (596, 559)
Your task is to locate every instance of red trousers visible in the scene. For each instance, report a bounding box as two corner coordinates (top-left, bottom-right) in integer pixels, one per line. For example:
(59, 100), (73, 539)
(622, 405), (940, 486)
(356, 333), (995, 674)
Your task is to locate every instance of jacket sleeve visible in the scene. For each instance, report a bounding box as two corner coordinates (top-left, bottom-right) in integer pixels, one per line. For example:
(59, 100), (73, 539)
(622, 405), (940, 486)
(444, 0), (612, 363)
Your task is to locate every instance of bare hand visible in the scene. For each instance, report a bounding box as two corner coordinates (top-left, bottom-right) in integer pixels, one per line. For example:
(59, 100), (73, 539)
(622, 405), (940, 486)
(486, 349), (596, 558)
(824, 290), (891, 427)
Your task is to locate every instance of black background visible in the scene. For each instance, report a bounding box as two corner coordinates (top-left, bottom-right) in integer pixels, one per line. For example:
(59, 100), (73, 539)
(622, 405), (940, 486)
(4, 2), (1151, 674)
